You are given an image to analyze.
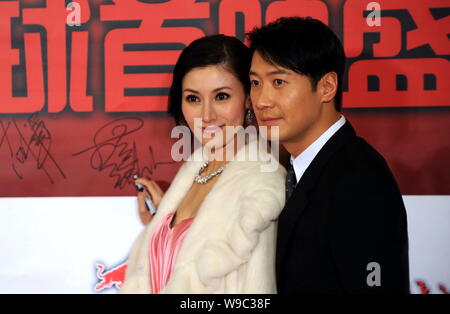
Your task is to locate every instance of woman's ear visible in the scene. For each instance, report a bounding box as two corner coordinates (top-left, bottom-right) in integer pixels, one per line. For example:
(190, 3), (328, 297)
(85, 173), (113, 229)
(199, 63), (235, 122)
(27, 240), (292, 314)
(178, 117), (188, 127)
(245, 95), (252, 110)
(319, 72), (338, 104)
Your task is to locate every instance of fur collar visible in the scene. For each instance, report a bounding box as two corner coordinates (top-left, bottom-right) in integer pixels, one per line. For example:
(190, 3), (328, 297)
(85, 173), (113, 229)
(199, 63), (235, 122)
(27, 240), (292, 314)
(136, 138), (285, 293)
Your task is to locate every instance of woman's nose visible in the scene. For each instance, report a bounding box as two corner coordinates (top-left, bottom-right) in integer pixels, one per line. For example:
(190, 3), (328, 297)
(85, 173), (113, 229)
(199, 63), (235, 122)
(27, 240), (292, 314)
(202, 102), (216, 123)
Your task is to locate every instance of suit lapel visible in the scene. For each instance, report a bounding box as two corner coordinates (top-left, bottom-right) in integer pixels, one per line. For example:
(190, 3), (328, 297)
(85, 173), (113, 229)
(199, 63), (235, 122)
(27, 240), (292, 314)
(276, 121), (357, 276)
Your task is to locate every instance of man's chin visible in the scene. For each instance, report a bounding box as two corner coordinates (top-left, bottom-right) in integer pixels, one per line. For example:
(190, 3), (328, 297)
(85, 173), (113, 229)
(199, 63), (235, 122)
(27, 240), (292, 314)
(260, 126), (283, 142)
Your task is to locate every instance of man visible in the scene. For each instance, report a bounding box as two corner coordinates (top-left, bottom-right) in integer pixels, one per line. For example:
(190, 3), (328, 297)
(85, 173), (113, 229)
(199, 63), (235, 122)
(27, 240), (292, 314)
(247, 17), (410, 293)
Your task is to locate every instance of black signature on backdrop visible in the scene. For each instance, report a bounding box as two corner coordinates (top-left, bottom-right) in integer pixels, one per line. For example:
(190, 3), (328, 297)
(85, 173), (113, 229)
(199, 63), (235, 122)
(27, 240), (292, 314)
(0, 113), (66, 184)
(72, 117), (177, 189)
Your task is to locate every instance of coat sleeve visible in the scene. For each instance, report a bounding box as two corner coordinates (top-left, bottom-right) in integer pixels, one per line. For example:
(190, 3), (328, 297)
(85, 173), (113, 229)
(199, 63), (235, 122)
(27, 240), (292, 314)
(327, 170), (410, 294)
(231, 169), (285, 294)
(119, 228), (148, 294)
(240, 222), (278, 293)
(196, 172), (284, 293)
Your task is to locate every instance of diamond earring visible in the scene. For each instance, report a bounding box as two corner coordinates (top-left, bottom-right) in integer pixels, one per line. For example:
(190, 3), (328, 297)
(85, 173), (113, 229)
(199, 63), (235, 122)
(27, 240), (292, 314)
(245, 109), (255, 125)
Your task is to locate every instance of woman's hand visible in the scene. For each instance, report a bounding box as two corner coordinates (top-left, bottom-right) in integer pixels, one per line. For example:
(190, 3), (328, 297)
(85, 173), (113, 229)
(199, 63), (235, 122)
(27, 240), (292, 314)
(135, 178), (164, 225)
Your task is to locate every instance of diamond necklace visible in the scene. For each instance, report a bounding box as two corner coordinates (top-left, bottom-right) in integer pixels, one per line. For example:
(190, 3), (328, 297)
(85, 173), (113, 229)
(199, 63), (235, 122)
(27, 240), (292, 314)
(194, 161), (227, 184)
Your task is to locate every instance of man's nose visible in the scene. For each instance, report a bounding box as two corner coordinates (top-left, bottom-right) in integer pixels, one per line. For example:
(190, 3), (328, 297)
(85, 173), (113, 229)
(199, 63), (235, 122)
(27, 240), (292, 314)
(253, 85), (274, 110)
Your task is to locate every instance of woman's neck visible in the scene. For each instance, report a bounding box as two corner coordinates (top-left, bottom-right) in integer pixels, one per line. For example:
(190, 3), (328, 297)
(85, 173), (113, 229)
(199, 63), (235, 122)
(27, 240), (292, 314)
(203, 133), (244, 174)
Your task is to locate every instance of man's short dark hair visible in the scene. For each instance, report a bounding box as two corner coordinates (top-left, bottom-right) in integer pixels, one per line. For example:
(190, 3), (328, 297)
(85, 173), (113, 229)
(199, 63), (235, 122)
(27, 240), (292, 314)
(247, 16), (346, 112)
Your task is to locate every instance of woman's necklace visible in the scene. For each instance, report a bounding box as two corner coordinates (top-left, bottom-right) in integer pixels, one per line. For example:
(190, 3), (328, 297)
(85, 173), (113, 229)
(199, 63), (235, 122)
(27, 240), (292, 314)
(194, 161), (227, 184)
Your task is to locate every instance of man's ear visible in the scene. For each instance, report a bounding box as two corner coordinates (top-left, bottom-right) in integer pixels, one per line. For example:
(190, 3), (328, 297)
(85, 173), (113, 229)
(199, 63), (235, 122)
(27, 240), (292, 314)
(319, 72), (338, 104)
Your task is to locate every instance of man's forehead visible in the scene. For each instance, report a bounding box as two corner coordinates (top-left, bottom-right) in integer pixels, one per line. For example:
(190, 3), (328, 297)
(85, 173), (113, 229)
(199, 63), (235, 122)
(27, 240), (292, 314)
(250, 51), (293, 74)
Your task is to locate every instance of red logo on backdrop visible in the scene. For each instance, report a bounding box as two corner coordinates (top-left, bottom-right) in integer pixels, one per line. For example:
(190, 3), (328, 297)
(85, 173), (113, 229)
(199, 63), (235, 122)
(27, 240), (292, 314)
(95, 262), (128, 292)
(415, 280), (449, 295)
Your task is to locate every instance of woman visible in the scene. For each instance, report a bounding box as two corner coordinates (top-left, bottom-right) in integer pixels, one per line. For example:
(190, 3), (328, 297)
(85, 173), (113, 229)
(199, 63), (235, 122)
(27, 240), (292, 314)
(120, 35), (285, 294)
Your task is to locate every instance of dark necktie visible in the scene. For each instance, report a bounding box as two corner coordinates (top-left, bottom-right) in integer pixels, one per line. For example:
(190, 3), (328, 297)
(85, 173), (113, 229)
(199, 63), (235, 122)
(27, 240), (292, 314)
(285, 162), (297, 201)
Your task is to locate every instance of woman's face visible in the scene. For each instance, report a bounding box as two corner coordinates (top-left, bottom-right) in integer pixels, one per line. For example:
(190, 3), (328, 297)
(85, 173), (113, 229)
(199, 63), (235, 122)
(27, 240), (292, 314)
(181, 65), (248, 149)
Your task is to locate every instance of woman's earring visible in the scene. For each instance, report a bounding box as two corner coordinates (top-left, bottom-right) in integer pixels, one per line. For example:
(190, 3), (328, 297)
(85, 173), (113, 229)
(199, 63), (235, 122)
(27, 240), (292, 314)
(245, 108), (255, 125)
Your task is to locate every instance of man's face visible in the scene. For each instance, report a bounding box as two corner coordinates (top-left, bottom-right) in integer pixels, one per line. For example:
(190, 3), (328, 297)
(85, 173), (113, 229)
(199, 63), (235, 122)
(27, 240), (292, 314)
(249, 51), (324, 150)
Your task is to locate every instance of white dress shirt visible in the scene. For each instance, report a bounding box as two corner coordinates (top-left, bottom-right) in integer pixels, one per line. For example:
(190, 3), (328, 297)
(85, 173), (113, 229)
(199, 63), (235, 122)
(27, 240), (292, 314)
(291, 115), (346, 183)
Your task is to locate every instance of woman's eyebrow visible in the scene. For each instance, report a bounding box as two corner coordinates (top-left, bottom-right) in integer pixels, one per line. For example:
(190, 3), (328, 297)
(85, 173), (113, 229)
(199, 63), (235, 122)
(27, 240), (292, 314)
(183, 86), (232, 93)
(182, 88), (199, 93)
(212, 86), (232, 93)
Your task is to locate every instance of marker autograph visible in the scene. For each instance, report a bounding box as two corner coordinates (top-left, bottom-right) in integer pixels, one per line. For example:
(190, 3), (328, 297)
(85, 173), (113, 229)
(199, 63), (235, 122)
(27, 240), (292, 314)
(133, 175), (157, 216)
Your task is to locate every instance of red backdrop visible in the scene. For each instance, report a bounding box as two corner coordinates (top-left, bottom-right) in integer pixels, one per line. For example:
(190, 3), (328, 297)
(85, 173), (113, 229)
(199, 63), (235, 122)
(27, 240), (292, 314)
(0, 0), (449, 196)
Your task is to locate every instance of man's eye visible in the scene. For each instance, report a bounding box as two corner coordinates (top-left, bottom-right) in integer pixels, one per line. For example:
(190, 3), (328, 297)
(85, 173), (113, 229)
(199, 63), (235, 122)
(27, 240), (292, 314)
(216, 93), (230, 101)
(274, 79), (285, 86)
(250, 80), (260, 87)
(186, 95), (199, 102)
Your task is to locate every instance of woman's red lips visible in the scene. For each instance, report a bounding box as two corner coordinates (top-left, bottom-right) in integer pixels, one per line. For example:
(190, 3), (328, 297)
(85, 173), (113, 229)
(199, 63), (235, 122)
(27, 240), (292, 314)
(201, 125), (225, 134)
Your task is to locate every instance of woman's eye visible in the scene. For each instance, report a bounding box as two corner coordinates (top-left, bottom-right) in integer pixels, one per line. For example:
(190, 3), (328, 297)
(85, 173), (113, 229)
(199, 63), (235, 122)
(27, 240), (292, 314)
(216, 93), (230, 101)
(186, 95), (199, 102)
(274, 79), (285, 86)
(250, 80), (260, 87)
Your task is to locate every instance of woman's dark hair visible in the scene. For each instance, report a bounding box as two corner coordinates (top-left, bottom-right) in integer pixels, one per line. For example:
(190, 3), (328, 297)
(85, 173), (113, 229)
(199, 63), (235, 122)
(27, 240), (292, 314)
(168, 34), (251, 125)
(247, 16), (346, 112)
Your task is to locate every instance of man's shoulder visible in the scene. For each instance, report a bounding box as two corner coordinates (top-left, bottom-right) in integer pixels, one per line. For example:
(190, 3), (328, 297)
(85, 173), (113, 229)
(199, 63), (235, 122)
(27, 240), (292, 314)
(331, 134), (390, 173)
(313, 133), (399, 194)
(311, 134), (404, 212)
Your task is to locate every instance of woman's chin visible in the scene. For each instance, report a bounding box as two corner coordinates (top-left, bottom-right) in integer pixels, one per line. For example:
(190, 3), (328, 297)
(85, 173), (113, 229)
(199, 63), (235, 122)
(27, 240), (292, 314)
(201, 138), (226, 150)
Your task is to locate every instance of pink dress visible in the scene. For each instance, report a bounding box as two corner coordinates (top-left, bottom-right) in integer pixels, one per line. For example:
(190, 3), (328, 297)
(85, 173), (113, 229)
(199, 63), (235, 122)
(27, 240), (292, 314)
(149, 212), (194, 294)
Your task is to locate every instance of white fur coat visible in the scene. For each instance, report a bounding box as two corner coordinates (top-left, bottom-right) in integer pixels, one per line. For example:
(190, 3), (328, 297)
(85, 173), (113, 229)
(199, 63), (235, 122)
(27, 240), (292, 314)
(120, 140), (286, 294)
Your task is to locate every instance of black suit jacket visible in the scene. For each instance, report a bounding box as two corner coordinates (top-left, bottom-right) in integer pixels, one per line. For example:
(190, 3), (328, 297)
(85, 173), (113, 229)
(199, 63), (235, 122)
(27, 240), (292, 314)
(276, 121), (410, 294)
